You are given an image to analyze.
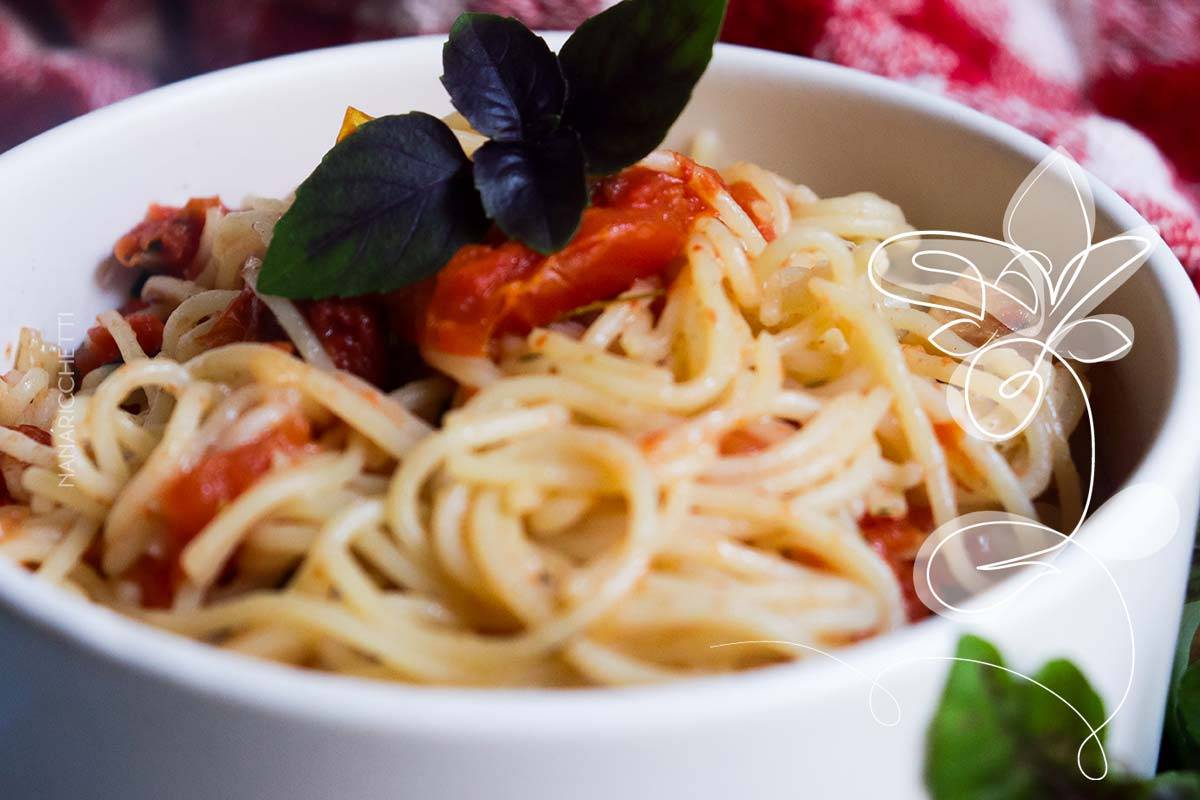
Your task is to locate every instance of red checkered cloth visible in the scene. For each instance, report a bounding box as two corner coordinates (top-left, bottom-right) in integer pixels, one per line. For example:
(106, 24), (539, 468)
(3, 0), (1199, 284)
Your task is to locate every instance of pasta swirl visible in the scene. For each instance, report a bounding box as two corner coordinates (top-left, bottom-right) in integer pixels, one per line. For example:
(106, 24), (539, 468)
(0, 149), (1083, 686)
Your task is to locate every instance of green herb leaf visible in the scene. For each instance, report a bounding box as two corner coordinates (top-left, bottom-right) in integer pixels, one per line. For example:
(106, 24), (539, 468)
(559, 0), (727, 173)
(258, 112), (488, 298)
(1187, 546), (1200, 600)
(1179, 665), (1200, 759)
(1024, 658), (1108, 777)
(926, 635), (1110, 799)
(441, 13), (566, 142)
(1168, 602), (1200, 768)
(473, 128), (587, 254)
(1142, 772), (1200, 799)
(558, 289), (665, 321)
(926, 635), (1200, 799)
(926, 635), (1037, 799)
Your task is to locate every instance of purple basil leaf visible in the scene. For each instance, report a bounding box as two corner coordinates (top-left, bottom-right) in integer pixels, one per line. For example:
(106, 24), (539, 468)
(441, 13), (566, 142)
(473, 128), (587, 254)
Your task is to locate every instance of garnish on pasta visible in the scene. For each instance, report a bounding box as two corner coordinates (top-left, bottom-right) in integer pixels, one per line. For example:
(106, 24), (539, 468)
(258, 0), (729, 297)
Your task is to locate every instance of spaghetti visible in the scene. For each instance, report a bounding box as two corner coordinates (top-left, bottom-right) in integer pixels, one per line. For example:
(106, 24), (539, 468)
(0, 145), (1084, 687)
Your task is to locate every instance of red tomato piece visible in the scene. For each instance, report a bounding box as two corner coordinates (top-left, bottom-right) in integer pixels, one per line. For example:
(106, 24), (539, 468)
(74, 311), (165, 379)
(200, 292), (388, 387)
(158, 415), (314, 546)
(78, 528), (180, 609)
(420, 160), (719, 356)
(7, 424), (51, 446)
(300, 297), (389, 387)
(859, 509), (934, 622)
(200, 288), (287, 350)
(0, 425), (52, 507)
(122, 553), (182, 610)
(113, 197), (222, 278)
(383, 279), (436, 344)
(117, 297), (151, 316)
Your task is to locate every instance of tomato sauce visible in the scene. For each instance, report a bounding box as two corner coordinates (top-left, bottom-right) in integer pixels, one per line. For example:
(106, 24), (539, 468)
(158, 414), (314, 546)
(419, 157), (721, 356)
(933, 420), (960, 448)
(933, 419), (986, 487)
(727, 180), (776, 241)
(859, 508), (934, 622)
(717, 419), (797, 456)
(718, 428), (772, 456)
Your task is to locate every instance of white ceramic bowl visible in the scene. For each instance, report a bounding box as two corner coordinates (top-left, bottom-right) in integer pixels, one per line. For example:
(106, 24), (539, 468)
(2, 37), (1199, 800)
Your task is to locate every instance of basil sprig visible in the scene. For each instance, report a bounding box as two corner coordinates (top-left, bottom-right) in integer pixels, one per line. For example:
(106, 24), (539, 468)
(927, 635), (1200, 799)
(259, 0), (727, 299)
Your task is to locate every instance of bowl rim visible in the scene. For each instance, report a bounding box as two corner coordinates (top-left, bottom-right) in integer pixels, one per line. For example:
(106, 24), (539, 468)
(2, 35), (1199, 736)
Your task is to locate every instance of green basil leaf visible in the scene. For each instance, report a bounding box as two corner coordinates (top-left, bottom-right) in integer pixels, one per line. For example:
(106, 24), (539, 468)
(1178, 666), (1200, 756)
(473, 128), (587, 254)
(926, 637), (1111, 799)
(441, 13), (566, 142)
(1168, 602), (1200, 768)
(258, 112), (487, 298)
(926, 635), (1038, 800)
(1187, 546), (1200, 600)
(1142, 772), (1200, 799)
(924, 635), (1200, 799)
(559, 0), (727, 173)
(1022, 658), (1108, 776)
